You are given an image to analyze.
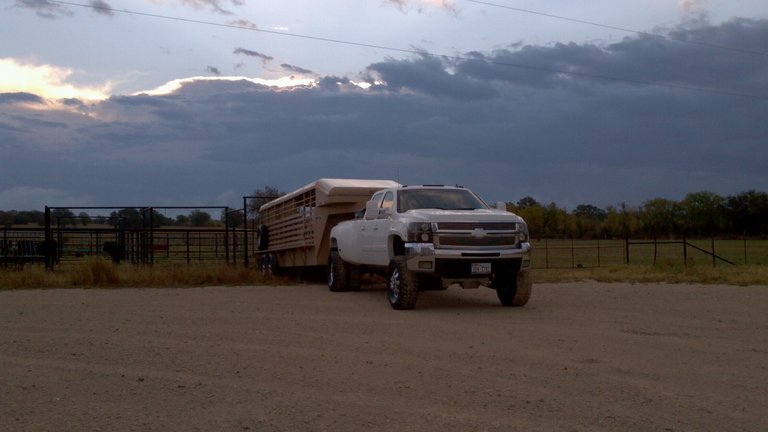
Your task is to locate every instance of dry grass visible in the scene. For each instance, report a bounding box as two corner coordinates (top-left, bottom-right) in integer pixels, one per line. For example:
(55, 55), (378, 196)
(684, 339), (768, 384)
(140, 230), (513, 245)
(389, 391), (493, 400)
(0, 258), (285, 289)
(1, 259), (767, 289)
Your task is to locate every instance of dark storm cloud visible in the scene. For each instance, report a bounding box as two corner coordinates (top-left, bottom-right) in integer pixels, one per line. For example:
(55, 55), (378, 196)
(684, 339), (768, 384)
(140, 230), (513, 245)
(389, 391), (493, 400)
(0, 92), (45, 105)
(206, 66), (222, 76)
(233, 48), (274, 63)
(13, 0), (72, 19)
(366, 54), (498, 100)
(1, 18), (766, 211)
(455, 18), (768, 95)
(281, 64), (314, 75)
(89, 0), (113, 16)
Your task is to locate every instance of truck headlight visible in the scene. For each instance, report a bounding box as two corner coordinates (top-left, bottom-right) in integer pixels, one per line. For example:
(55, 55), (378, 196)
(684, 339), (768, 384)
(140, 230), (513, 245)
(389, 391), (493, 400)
(407, 222), (434, 243)
(519, 222), (529, 242)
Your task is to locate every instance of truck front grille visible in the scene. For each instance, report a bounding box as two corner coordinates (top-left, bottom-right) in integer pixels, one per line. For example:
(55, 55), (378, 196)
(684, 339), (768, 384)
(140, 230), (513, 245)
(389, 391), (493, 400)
(436, 222), (517, 231)
(437, 235), (518, 247)
(434, 222), (520, 248)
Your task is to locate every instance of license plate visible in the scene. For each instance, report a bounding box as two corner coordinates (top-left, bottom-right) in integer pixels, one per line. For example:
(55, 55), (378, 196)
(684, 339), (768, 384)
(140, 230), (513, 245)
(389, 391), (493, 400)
(471, 262), (491, 274)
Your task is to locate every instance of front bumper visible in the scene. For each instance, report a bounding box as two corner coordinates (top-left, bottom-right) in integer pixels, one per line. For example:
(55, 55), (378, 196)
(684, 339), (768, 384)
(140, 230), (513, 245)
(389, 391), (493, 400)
(404, 242), (531, 277)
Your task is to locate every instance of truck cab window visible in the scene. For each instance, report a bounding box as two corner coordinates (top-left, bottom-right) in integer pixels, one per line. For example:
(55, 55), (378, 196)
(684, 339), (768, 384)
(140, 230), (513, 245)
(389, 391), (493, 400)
(381, 192), (394, 211)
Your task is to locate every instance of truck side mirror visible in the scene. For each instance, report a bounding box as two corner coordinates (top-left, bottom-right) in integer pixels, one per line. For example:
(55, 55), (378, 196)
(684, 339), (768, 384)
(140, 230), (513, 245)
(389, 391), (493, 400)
(496, 201), (508, 211)
(364, 201), (379, 220)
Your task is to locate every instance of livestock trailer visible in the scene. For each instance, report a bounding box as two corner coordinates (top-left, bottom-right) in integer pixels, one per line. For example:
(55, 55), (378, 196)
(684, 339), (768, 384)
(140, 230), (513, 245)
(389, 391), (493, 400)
(256, 178), (400, 273)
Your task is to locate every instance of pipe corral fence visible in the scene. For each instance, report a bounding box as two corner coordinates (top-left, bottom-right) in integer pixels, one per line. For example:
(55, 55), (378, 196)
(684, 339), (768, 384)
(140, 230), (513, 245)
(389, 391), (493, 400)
(1, 204), (766, 270)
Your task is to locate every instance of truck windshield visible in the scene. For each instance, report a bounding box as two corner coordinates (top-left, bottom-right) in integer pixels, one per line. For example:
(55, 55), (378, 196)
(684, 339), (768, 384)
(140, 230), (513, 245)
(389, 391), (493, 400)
(397, 189), (487, 212)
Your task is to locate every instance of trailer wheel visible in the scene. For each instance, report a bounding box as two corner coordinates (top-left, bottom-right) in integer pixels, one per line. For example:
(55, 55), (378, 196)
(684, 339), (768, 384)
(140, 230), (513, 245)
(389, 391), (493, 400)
(387, 257), (419, 310)
(328, 250), (351, 292)
(493, 270), (532, 307)
(257, 224), (269, 251)
(261, 253), (278, 278)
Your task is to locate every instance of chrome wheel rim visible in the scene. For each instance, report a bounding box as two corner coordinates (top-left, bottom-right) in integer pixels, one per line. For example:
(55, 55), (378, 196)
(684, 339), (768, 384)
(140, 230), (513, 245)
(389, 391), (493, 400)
(388, 268), (400, 303)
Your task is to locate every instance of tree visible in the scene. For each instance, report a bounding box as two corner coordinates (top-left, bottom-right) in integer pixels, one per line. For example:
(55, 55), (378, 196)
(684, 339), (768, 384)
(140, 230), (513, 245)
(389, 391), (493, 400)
(109, 208), (142, 228)
(515, 204), (545, 239)
(639, 198), (682, 238)
(0, 211), (13, 226)
(516, 196), (540, 209)
(189, 210), (213, 227)
(681, 192), (725, 236)
(542, 203), (569, 238)
(52, 208), (76, 227)
(222, 208), (244, 228)
(78, 211), (91, 226)
(600, 205), (623, 239)
(572, 204), (607, 238)
(725, 190), (768, 236)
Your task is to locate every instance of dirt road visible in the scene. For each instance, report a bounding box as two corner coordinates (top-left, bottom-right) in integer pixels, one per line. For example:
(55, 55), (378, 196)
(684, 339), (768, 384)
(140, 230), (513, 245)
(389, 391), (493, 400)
(1, 282), (766, 431)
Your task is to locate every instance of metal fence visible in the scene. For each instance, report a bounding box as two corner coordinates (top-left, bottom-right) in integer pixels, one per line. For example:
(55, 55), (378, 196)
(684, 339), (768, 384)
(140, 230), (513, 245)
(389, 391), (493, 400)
(3, 225), (767, 270)
(530, 238), (768, 269)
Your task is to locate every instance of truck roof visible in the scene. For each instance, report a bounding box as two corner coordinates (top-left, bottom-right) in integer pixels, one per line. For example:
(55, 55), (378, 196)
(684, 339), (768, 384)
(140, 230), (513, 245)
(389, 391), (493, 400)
(259, 178), (401, 211)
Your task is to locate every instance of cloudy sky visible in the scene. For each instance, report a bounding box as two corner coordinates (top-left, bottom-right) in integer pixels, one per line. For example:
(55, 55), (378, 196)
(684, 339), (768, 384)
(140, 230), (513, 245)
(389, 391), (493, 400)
(1, 0), (767, 213)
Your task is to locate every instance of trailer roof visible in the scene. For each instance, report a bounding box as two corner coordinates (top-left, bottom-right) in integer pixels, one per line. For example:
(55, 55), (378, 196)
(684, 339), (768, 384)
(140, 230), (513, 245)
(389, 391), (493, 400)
(259, 178), (401, 211)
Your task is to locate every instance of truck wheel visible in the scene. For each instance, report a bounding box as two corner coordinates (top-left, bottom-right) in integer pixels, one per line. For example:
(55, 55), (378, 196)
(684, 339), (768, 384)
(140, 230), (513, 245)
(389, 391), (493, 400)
(387, 257), (419, 310)
(328, 250), (350, 292)
(493, 270), (532, 307)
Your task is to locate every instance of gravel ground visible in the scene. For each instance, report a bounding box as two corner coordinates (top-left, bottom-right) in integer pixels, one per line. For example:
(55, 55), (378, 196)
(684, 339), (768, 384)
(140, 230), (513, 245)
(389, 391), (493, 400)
(1, 282), (767, 432)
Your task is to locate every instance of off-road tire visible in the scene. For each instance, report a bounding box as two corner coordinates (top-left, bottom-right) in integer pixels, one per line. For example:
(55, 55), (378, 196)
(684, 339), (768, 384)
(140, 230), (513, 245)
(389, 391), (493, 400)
(328, 250), (351, 292)
(493, 270), (532, 307)
(348, 263), (362, 292)
(387, 257), (419, 310)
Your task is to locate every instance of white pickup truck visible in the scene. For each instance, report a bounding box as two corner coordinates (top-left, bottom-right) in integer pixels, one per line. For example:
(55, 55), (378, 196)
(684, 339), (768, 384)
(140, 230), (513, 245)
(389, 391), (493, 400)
(328, 185), (532, 309)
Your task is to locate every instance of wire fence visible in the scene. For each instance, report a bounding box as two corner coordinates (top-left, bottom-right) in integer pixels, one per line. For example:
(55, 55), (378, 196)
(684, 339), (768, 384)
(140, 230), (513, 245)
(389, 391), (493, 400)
(530, 238), (768, 269)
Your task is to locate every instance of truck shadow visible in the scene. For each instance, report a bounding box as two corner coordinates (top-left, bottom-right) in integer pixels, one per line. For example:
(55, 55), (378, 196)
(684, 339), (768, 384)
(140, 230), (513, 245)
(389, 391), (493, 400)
(355, 283), (516, 311)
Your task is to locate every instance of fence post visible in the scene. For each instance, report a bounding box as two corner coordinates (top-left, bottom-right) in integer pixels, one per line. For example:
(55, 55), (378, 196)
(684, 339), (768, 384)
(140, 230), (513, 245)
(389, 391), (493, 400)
(653, 237), (657, 266)
(571, 238), (575, 268)
(711, 237), (716, 268)
(597, 239), (601, 267)
(243, 197), (249, 267)
(544, 239), (549, 269)
(44, 206), (53, 270)
(743, 235), (747, 265)
(625, 235), (629, 265)
(683, 234), (688, 266)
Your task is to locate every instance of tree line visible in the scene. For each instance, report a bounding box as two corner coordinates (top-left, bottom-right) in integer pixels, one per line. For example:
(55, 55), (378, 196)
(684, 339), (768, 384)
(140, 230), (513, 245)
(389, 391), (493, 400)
(508, 190), (768, 239)
(2, 189), (766, 238)
(0, 208), (233, 228)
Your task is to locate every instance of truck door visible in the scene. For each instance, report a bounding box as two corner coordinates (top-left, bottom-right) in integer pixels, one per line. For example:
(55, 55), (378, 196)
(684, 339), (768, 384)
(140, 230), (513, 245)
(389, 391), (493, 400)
(361, 191), (393, 266)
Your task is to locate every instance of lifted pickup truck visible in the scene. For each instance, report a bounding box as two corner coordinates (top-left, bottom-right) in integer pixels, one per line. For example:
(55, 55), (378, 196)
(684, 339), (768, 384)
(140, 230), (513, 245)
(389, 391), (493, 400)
(329, 185), (532, 309)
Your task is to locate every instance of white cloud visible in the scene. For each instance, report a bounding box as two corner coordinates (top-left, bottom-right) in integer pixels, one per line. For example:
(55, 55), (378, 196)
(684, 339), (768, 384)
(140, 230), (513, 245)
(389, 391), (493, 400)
(0, 58), (112, 101)
(135, 75), (315, 96)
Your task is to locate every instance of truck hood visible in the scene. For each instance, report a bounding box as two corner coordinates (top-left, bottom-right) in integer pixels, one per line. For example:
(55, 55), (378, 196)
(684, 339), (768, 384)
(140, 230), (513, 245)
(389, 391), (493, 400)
(402, 208), (525, 224)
